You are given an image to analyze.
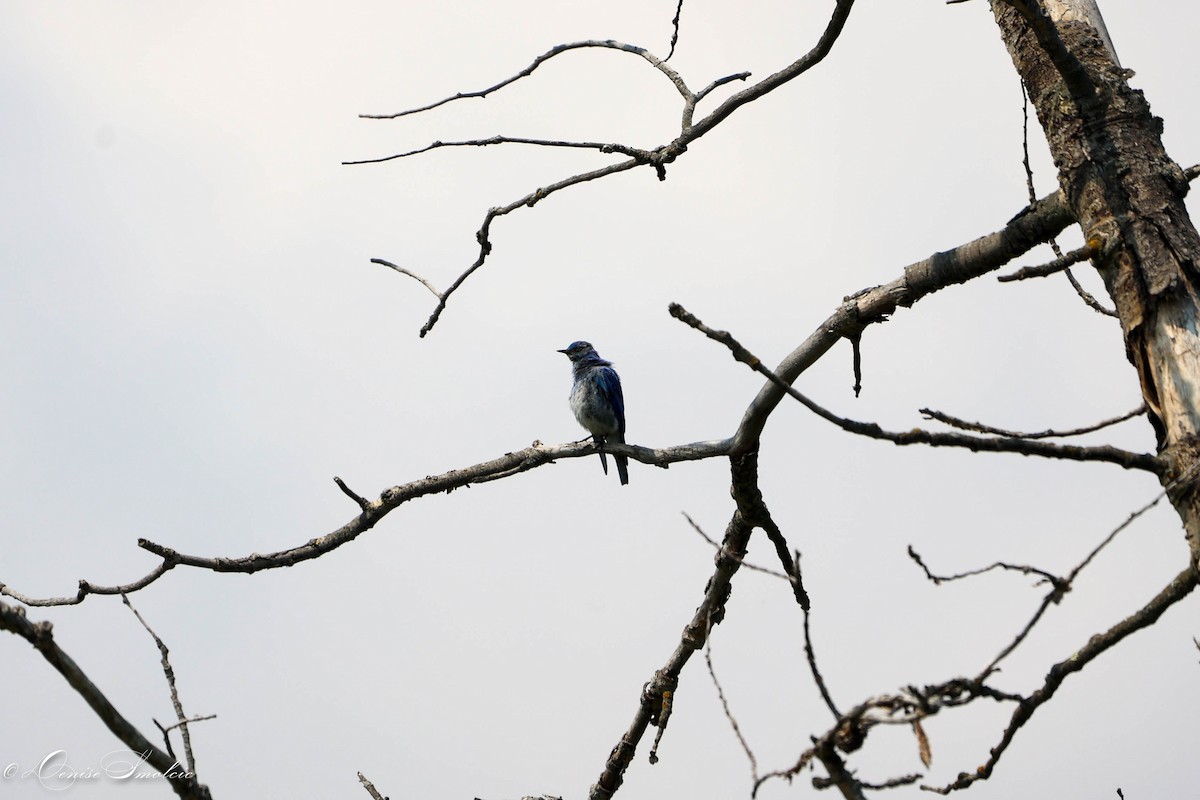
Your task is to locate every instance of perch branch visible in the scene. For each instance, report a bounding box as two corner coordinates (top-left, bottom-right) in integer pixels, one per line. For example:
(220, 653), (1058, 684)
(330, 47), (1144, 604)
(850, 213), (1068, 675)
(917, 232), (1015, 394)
(0, 438), (729, 607)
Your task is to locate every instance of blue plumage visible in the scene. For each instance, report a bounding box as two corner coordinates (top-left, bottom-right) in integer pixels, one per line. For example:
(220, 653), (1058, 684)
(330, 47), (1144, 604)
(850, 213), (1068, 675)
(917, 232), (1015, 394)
(557, 341), (629, 485)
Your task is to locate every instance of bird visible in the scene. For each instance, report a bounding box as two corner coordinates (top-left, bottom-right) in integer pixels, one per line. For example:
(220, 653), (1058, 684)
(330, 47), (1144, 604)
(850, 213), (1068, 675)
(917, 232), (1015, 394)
(558, 340), (629, 485)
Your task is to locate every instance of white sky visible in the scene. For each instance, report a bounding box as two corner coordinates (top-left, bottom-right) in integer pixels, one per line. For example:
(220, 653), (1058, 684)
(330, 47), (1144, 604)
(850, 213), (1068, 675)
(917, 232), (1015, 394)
(2, 1), (1198, 798)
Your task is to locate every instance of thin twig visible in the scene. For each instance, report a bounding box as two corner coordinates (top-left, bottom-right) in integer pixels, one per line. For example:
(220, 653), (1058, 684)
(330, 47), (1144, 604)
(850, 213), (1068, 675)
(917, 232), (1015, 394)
(997, 242), (1094, 281)
(343, 135), (654, 167)
(1017, 75), (1117, 315)
(122, 593), (202, 775)
(370, 259), (441, 299)
(358, 40), (693, 120)
(334, 476), (372, 510)
(683, 513), (788, 580)
(695, 71), (752, 103)
(906, 545), (1062, 588)
(666, 0), (684, 61)
(920, 404), (1146, 440)
(704, 614), (758, 782)
(1064, 266), (1118, 316)
(797, 551), (839, 719)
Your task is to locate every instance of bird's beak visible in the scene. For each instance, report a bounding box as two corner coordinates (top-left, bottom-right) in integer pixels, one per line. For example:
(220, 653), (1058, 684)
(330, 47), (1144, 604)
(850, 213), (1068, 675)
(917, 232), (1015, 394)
(556, 348), (569, 354)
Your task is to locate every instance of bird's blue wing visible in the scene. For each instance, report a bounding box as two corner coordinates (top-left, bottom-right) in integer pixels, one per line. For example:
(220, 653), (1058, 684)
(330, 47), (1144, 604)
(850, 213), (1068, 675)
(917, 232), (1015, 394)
(597, 366), (626, 436)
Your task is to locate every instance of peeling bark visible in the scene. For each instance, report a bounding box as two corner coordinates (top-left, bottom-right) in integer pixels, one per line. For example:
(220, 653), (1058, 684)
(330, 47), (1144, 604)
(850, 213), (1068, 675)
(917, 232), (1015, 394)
(991, 0), (1200, 568)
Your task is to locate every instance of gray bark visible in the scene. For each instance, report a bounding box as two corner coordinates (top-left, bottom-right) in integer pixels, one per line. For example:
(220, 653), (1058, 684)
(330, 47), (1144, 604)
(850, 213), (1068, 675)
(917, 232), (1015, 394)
(991, 0), (1200, 570)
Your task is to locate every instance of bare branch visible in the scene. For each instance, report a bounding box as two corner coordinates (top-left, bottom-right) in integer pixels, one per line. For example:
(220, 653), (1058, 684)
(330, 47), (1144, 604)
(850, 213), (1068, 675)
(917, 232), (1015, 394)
(796, 551), (839, 720)
(683, 0), (856, 138)
(919, 404), (1146, 439)
(695, 71), (753, 103)
(704, 618), (758, 783)
(927, 567), (1198, 794)
(672, 303), (1163, 474)
(358, 772), (386, 800)
(1, 437), (730, 607)
(590, 451), (774, 799)
(906, 545), (1063, 588)
(666, 0), (684, 61)
(159, 715), (217, 735)
(0, 600), (211, 800)
(755, 678), (1020, 797)
(359, 40), (693, 120)
(728, 185), (1076, 451)
(415, 156), (643, 337)
(1016, 75), (1119, 315)
(683, 512), (788, 581)
(343, 135), (655, 167)
(0, 562), (177, 607)
(334, 475), (372, 510)
(1063, 266), (1118, 316)
(357, 2), (857, 336)
(998, 241), (1094, 281)
(123, 594), (203, 775)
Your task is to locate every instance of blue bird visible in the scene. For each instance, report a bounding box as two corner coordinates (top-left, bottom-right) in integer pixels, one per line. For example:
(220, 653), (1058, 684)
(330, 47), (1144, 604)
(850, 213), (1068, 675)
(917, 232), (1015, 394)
(558, 341), (629, 485)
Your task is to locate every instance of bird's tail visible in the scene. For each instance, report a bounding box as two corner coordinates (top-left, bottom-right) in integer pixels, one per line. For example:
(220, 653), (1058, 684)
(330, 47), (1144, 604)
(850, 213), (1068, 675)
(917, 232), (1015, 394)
(616, 454), (629, 486)
(598, 450), (609, 475)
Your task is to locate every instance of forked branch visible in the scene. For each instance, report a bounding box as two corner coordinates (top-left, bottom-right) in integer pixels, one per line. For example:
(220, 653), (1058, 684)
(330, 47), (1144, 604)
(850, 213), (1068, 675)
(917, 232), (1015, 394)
(350, 1), (857, 336)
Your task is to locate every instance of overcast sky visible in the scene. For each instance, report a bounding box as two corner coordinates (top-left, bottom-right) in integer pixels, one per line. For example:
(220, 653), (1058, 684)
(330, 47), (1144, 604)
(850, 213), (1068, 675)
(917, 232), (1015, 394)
(2, 2), (1198, 799)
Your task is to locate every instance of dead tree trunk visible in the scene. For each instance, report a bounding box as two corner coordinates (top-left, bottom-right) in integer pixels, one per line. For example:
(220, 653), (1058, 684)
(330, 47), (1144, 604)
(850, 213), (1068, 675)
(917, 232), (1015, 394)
(992, 0), (1200, 571)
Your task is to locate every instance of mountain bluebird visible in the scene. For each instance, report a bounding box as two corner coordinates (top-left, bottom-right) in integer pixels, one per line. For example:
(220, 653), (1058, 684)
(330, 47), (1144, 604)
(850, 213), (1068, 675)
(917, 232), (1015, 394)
(558, 341), (629, 485)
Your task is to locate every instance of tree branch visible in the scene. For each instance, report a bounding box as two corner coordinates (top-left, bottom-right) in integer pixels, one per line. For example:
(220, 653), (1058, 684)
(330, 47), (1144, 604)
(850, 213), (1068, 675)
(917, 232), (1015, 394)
(728, 186), (1076, 451)
(926, 567), (1198, 793)
(672, 303), (1162, 474)
(997, 241), (1095, 281)
(590, 450), (774, 799)
(0, 438), (730, 607)
(123, 594), (206, 776)
(0, 600), (211, 800)
(919, 404), (1146, 439)
(353, 1), (857, 336)
(357, 40), (694, 120)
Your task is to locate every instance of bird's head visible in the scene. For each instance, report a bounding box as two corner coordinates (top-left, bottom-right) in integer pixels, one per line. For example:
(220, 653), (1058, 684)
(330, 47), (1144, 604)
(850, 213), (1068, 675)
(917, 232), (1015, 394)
(557, 341), (596, 361)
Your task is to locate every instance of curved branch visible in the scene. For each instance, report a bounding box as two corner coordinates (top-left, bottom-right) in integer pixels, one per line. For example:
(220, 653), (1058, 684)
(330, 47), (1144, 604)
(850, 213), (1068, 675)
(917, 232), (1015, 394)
(343, 135), (658, 167)
(417, 156), (644, 337)
(730, 187), (1075, 452)
(684, 0), (855, 137)
(359, 40), (694, 121)
(0, 437), (730, 607)
(920, 404), (1146, 439)
(672, 303), (1162, 475)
